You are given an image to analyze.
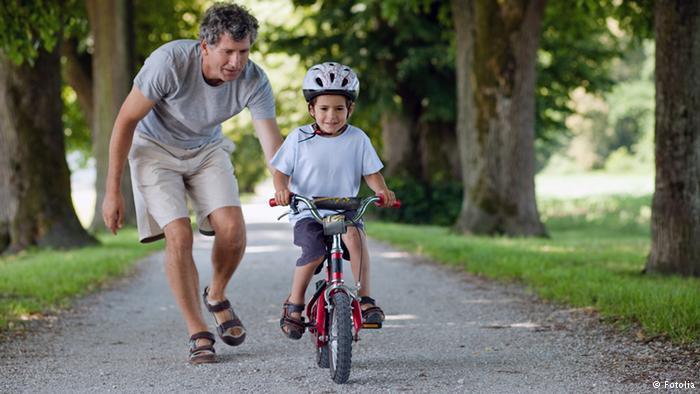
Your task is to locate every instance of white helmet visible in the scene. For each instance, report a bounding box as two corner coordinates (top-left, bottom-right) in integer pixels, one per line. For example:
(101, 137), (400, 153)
(302, 62), (360, 102)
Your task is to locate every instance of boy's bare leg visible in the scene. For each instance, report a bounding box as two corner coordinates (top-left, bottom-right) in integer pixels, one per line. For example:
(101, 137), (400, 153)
(163, 218), (209, 345)
(205, 206), (247, 330)
(342, 226), (372, 302)
(287, 257), (323, 321)
(289, 258), (323, 304)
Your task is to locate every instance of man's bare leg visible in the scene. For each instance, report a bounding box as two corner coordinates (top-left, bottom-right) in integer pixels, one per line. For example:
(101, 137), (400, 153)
(163, 218), (209, 343)
(204, 206), (247, 332)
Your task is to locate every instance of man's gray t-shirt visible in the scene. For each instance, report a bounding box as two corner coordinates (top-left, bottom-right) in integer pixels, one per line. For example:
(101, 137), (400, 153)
(270, 124), (383, 224)
(134, 39), (276, 149)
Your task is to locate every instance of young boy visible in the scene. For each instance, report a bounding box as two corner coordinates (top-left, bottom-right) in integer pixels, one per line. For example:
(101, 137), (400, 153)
(271, 62), (396, 339)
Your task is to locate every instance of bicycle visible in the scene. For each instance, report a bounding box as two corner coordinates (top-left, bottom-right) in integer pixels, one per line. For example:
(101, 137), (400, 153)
(269, 194), (400, 384)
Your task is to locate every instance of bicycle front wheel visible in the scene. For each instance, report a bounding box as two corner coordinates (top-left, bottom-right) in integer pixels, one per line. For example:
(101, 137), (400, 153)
(316, 343), (330, 368)
(328, 292), (353, 384)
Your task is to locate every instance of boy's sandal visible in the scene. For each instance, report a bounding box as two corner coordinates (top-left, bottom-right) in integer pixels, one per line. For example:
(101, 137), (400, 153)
(280, 301), (306, 340)
(188, 331), (216, 364)
(202, 287), (246, 346)
(360, 296), (385, 324)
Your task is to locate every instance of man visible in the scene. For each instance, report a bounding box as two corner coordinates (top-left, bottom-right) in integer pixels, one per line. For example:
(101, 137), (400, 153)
(102, 3), (282, 364)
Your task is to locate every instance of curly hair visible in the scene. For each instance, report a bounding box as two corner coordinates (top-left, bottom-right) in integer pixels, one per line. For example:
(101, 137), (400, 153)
(199, 2), (259, 45)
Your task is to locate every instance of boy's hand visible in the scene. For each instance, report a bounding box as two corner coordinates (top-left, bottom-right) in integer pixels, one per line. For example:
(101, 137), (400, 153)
(275, 189), (291, 206)
(376, 189), (396, 207)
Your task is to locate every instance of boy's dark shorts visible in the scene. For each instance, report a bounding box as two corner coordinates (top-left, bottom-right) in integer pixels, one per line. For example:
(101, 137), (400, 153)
(293, 212), (364, 267)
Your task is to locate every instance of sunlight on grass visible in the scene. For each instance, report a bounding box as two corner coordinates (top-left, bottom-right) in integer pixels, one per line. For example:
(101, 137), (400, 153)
(0, 228), (162, 331)
(535, 172), (653, 199)
(367, 194), (700, 345)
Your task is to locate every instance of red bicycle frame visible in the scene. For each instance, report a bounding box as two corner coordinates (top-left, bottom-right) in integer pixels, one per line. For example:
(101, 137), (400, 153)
(269, 194), (400, 349)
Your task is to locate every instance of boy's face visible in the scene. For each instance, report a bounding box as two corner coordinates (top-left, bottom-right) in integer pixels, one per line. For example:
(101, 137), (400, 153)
(201, 33), (250, 85)
(309, 95), (354, 135)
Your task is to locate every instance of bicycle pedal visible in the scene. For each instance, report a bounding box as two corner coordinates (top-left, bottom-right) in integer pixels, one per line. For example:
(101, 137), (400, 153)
(361, 322), (382, 329)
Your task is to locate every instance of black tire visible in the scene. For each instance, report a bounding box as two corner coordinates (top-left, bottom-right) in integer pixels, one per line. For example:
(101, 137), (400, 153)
(316, 343), (330, 368)
(328, 292), (353, 384)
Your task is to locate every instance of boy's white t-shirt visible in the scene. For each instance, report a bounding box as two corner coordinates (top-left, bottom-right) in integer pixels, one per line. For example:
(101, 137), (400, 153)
(270, 124), (383, 224)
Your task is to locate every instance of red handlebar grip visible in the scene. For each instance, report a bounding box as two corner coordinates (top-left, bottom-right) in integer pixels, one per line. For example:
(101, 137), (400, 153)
(375, 195), (402, 208)
(269, 198), (278, 207)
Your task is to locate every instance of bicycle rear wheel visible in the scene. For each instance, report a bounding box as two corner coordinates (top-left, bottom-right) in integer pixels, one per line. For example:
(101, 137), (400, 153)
(328, 292), (353, 383)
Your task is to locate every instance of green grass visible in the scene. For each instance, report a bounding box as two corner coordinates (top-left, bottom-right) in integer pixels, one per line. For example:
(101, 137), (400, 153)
(0, 228), (162, 331)
(367, 195), (700, 345)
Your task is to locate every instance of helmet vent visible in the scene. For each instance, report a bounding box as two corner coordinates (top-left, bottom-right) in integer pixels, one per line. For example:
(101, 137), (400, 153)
(302, 62), (359, 102)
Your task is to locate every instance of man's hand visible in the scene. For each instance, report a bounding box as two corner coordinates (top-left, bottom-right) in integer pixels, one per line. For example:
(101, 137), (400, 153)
(102, 192), (125, 235)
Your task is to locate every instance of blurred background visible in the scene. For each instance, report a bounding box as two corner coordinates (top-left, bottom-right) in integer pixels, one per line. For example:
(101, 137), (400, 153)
(0, 0), (655, 240)
(4, 0), (700, 344)
(55, 0), (653, 228)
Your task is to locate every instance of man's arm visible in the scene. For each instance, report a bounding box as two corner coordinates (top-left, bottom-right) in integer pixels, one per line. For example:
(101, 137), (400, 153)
(252, 118), (283, 174)
(102, 86), (156, 234)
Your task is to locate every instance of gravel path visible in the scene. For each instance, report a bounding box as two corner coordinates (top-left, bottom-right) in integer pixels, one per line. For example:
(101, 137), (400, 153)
(1, 202), (697, 393)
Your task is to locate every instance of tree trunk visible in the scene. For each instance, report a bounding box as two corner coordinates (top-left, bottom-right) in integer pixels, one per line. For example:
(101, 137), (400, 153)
(86, 0), (136, 230)
(62, 37), (94, 128)
(381, 110), (419, 178)
(0, 47), (97, 254)
(646, 1), (700, 277)
(452, 0), (547, 236)
(418, 121), (462, 182)
(451, 0), (479, 231)
(381, 101), (461, 183)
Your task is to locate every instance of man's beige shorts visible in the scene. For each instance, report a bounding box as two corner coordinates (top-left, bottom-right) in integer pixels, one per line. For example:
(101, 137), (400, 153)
(128, 133), (241, 243)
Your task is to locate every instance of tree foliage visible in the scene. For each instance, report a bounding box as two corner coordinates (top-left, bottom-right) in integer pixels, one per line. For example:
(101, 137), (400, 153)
(264, 0), (455, 141)
(535, 0), (629, 166)
(61, 0), (203, 162)
(132, 0), (202, 67)
(265, 0), (645, 171)
(0, 0), (72, 65)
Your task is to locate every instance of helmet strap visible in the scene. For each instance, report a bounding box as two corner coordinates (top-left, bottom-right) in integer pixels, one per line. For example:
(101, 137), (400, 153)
(312, 123), (348, 136)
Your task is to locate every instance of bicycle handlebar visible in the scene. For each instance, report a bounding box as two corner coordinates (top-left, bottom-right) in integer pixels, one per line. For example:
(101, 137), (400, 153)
(268, 194), (400, 208)
(268, 194), (401, 224)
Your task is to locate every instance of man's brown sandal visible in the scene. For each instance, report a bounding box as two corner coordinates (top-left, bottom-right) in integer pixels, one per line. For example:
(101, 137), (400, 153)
(280, 301), (305, 340)
(202, 287), (246, 346)
(360, 296), (385, 329)
(189, 331), (216, 364)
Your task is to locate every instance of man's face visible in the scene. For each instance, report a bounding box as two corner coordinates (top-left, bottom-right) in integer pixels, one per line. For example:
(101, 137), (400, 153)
(201, 33), (251, 84)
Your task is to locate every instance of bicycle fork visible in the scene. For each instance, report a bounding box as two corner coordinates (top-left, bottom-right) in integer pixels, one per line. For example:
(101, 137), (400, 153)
(313, 233), (363, 341)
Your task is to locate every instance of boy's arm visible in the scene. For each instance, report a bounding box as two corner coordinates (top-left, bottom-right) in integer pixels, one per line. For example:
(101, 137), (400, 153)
(273, 170), (292, 206)
(363, 172), (396, 207)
